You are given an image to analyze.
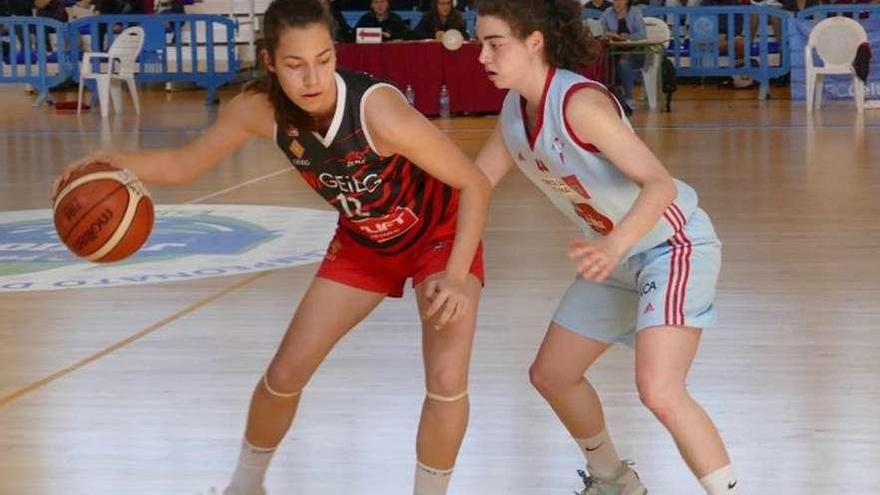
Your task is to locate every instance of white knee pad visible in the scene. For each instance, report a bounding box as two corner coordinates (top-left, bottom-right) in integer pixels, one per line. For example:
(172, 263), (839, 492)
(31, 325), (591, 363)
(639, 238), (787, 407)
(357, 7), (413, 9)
(426, 390), (468, 403)
(262, 373), (301, 399)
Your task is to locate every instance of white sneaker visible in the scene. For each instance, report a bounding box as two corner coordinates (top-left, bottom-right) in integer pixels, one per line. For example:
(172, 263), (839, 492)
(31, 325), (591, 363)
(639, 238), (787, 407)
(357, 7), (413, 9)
(573, 461), (647, 495)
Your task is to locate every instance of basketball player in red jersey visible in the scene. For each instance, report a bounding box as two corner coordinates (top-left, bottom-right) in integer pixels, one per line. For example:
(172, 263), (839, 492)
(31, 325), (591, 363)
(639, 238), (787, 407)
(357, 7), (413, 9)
(53, 1), (490, 493)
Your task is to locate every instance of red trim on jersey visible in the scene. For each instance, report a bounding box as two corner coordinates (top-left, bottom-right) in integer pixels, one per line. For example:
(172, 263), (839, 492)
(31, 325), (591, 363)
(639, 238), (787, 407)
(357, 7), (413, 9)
(562, 81), (623, 154)
(520, 67), (557, 150)
(664, 230), (693, 326)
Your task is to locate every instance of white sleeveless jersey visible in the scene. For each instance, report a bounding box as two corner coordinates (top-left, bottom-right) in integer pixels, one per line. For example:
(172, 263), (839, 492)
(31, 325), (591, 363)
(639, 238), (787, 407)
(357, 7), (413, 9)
(500, 68), (699, 257)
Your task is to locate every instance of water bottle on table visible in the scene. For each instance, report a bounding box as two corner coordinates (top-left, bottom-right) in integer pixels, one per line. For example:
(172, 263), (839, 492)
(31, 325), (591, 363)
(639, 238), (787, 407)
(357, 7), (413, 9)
(439, 84), (451, 119)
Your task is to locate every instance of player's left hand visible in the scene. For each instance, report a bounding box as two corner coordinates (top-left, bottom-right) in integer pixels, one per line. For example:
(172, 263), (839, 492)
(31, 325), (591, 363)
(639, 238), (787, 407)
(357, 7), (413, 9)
(568, 237), (625, 282)
(423, 274), (470, 331)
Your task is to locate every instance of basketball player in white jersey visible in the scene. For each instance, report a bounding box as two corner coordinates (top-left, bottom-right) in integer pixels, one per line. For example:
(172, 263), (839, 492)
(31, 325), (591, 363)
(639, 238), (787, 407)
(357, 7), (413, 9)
(472, 0), (740, 493)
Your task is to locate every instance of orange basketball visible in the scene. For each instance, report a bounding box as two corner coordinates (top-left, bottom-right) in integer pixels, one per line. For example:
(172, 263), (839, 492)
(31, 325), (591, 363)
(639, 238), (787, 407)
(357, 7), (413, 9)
(53, 161), (154, 262)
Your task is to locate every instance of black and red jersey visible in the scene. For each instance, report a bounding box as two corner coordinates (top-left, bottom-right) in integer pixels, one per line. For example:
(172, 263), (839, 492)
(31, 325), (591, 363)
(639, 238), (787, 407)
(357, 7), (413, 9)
(276, 70), (457, 254)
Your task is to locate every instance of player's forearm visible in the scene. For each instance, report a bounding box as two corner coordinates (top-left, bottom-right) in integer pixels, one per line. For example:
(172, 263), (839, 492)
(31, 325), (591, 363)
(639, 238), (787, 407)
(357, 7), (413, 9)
(608, 176), (676, 254)
(109, 147), (195, 185)
(445, 173), (491, 282)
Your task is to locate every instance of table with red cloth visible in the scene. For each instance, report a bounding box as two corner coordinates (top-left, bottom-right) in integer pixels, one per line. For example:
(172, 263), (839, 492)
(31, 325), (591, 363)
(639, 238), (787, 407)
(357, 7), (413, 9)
(335, 40), (607, 116)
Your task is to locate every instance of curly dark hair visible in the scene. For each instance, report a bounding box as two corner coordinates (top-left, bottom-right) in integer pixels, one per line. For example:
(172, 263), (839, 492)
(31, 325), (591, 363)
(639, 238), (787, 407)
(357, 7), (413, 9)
(475, 0), (598, 70)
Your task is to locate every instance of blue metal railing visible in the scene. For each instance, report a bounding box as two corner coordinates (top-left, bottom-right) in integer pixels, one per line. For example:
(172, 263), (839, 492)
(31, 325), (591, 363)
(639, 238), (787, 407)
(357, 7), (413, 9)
(0, 16), (70, 106)
(1, 14), (237, 106)
(67, 14), (238, 103)
(584, 6), (792, 99)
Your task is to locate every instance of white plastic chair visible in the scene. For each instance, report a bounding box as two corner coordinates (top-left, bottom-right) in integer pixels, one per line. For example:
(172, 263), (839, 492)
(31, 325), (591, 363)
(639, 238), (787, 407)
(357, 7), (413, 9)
(805, 16), (867, 112)
(78, 26), (145, 117)
(641, 17), (671, 111)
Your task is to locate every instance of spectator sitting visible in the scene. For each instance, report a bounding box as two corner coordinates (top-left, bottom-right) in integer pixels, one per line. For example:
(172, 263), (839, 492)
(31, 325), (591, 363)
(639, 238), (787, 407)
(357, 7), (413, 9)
(355, 0), (412, 41)
(602, 0), (646, 108)
(412, 0), (468, 40)
(33, 0), (67, 52)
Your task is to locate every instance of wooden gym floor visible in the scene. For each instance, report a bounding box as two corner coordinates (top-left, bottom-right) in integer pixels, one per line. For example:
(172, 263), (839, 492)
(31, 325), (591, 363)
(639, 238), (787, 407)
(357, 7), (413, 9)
(0, 83), (878, 494)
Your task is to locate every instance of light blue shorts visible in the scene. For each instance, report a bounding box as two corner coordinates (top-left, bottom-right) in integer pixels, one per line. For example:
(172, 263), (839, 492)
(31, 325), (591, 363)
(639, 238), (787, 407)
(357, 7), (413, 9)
(552, 208), (722, 346)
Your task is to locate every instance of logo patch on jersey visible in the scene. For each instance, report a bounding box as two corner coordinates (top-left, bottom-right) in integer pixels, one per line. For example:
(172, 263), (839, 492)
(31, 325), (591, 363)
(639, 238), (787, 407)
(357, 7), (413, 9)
(641, 281), (657, 296)
(561, 175), (591, 200)
(552, 137), (566, 164)
(289, 139), (306, 159)
(540, 177), (575, 195)
(319, 172), (382, 194)
(573, 203), (614, 236)
(344, 148), (369, 168)
(350, 207), (419, 244)
(644, 302), (655, 314)
(287, 126), (300, 138)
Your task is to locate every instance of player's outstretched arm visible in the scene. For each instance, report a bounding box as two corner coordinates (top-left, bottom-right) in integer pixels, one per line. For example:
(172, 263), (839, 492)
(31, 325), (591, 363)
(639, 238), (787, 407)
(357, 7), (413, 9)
(53, 92), (275, 196)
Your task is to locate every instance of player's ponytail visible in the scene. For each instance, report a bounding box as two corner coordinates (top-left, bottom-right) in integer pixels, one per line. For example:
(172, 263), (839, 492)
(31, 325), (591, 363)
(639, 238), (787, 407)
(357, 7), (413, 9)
(244, 0), (334, 132)
(476, 0), (598, 70)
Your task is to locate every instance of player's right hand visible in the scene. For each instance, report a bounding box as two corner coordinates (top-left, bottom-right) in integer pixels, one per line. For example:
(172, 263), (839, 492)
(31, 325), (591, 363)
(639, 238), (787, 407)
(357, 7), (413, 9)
(51, 150), (115, 201)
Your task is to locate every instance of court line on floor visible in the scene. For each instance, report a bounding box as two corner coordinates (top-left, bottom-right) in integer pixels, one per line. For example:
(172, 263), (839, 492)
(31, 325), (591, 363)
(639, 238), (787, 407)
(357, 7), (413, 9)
(0, 271), (269, 408)
(185, 167), (293, 204)
(0, 166), (296, 408)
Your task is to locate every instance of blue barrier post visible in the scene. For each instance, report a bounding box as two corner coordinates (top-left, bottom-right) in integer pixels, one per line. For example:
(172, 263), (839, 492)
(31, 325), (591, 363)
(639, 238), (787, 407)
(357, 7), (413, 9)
(0, 16), (69, 106)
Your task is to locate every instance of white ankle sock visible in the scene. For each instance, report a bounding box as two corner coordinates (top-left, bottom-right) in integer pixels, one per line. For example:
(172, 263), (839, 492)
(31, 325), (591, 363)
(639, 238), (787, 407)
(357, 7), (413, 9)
(227, 439), (275, 495)
(575, 429), (622, 480)
(700, 464), (740, 495)
(413, 461), (454, 495)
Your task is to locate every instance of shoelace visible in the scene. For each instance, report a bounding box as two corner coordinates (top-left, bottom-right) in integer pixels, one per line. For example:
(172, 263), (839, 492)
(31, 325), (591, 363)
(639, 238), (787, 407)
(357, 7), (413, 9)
(573, 460), (639, 494)
(574, 469), (598, 495)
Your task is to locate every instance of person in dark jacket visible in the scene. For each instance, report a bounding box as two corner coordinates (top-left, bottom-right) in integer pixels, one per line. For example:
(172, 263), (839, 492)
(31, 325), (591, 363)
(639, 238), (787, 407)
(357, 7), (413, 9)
(413, 0), (469, 40)
(355, 0), (412, 40)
